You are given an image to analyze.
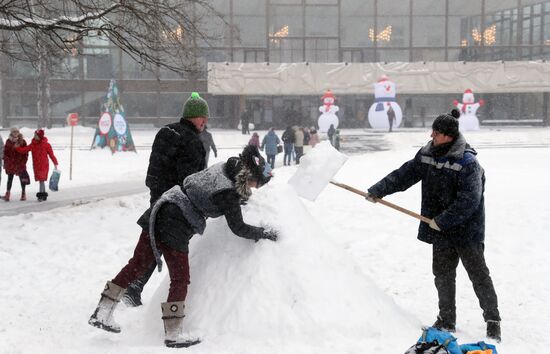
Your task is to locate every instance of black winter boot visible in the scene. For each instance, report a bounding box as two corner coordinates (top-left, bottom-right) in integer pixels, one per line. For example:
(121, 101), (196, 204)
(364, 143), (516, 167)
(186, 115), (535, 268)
(36, 192), (48, 202)
(432, 315), (456, 332)
(486, 320), (501, 342)
(122, 281), (143, 307)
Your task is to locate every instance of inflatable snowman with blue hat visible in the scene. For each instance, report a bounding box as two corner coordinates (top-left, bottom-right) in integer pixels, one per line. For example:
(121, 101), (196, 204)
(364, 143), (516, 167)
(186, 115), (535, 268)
(453, 88), (483, 131)
(317, 90), (339, 133)
(367, 75), (403, 130)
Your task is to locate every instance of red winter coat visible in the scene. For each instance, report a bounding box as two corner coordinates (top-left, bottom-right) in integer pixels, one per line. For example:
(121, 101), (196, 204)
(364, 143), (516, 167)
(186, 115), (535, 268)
(3, 139), (29, 175)
(16, 137), (58, 181)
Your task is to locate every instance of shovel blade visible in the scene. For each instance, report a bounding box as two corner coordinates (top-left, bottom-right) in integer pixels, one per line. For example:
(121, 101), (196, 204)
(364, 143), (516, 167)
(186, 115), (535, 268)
(288, 141), (348, 201)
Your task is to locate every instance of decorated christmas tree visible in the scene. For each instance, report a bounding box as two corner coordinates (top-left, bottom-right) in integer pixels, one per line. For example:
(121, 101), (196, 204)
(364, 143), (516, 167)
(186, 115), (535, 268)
(91, 79), (136, 153)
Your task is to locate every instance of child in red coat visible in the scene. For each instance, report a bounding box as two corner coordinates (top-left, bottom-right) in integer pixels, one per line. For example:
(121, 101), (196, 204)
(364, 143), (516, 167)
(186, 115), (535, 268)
(2, 128), (29, 201)
(16, 129), (59, 201)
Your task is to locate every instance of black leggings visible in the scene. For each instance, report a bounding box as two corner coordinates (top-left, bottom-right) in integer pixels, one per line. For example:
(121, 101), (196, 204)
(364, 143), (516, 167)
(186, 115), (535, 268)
(6, 174), (26, 192)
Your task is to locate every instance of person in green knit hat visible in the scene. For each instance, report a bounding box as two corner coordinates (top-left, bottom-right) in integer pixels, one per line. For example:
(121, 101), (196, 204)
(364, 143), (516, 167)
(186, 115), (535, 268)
(115, 92), (210, 307)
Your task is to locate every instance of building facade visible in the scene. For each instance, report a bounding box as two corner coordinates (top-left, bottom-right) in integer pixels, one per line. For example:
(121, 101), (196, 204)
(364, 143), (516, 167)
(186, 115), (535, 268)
(2, 0), (550, 129)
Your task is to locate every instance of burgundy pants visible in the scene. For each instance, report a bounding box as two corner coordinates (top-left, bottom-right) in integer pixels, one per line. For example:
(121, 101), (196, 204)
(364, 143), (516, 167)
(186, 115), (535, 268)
(112, 231), (190, 302)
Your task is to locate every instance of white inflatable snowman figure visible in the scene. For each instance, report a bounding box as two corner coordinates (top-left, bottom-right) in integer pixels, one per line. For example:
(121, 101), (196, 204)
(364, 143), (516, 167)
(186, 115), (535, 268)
(453, 89), (484, 131)
(368, 75), (402, 130)
(317, 90), (339, 133)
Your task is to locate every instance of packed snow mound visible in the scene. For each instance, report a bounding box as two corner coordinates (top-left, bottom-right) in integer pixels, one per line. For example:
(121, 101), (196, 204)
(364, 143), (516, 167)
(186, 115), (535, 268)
(142, 182), (420, 349)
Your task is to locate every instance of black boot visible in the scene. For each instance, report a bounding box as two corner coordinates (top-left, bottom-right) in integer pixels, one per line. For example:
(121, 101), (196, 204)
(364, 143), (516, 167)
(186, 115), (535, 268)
(122, 281), (143, 307)
(432, 315), (456, 333)
(486, 320), (501, 342)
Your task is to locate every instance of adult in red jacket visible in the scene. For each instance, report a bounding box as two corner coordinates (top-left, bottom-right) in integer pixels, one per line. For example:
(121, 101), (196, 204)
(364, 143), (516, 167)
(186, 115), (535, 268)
(2, 128), (29, 201)
(16, 129), (58, 201)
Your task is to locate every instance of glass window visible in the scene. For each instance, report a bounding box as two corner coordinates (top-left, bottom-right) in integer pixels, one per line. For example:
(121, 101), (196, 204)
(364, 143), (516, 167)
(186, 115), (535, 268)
(269, 38), (304, 62)
(83, 47), (118, 79)
(305, 6), (338, 37)
(377, 49), (409, 62)
(6, 93), (38, 117)
(341, 0), (374, 47)
(270, 5), (304, 37)
(305, 38), (338, 62)
(411, 48), (446, 61)
(234, 16), (267, 47)
(448, 1), (482, 48)
(377, 16), (410, 48)
(413, 16), (446, 46)
(121, 51), (156, 79)
(51, 92), (82, 116)
(413, 0), (445, 15)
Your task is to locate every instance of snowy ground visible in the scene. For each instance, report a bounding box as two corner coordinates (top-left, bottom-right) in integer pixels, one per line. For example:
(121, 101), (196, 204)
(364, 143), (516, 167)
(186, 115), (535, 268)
(0, 126), (549, 353)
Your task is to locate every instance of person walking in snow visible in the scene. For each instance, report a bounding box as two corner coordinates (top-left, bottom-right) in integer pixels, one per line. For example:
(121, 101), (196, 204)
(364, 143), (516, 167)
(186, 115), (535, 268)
(327, 124), (336, 145)
(281, 126), (295, 166)
(2, 128), (29, 201)
(261, 128), (280, 168)
(331, 129), (341, 151)
(124, 92), (209, 307)
(387, 104), (396, 132)
(15, 129), (58, 202)
(294, 126), (304, 164)
(309, 127), (320, 148)
(88, 145), (278, 348)
(248, 132), (261, 149)
(365, 109), (501, 342)
(199, 125), (217, 167)
(240, 108), (251, 135)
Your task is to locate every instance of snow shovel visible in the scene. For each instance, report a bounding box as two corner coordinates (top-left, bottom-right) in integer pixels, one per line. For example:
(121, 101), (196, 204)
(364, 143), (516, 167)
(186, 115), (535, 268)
(288, 141), (431, 224)
(329, 181), (431, 224)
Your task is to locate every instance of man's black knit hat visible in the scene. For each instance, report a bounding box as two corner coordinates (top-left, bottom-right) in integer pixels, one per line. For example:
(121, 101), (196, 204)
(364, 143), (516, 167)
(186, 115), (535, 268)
(432, 109), (460, 138)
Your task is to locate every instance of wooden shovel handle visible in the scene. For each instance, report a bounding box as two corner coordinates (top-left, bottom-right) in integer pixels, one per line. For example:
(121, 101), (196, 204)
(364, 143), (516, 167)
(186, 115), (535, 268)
(329, 181), (432, 224)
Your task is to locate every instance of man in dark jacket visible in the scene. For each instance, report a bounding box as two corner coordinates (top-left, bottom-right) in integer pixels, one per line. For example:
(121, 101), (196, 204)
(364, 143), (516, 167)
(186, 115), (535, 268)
(366, 109), (501, 342)
(88, 145), (278, 348)
(124, 92), (209, 306)
(199, 125), (217, 166)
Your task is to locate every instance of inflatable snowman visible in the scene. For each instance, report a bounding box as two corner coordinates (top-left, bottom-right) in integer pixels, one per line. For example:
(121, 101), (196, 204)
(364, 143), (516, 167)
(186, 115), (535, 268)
(368, 76), (402, 130)
(453, 89), (483, 131)
(317, 90), (339, 133)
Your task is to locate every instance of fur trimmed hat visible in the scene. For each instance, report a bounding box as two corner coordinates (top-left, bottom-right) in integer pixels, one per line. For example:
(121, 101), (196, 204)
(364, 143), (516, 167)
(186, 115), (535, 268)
(239, 145), (272, 186)
(182, 92), (209, 119)
(432, 109), (460, 138)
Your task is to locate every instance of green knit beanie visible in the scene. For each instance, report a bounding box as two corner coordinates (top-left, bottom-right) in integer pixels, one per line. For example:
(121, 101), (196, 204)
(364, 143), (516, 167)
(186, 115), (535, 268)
(182, 92), (209, 119)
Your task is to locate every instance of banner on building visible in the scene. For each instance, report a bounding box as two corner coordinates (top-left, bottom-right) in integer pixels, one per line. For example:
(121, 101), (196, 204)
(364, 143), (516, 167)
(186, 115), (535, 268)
(91, 79), (136, 153)
(208, 61), (550, 95)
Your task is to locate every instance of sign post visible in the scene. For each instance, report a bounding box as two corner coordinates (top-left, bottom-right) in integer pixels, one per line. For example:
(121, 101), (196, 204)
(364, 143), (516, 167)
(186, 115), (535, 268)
(67, 113), (79, 180)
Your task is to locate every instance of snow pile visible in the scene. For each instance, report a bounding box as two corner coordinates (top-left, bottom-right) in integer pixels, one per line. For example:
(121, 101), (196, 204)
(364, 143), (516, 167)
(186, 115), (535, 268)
(140, 182), (418, 351)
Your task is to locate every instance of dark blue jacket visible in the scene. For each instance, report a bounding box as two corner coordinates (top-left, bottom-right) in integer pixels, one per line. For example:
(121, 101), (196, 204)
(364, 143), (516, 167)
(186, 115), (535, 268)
(368, 134), (485, 246)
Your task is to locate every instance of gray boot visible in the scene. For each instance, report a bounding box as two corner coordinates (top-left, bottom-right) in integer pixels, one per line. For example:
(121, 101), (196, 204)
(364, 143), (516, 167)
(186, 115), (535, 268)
(88, 281), (125, 333)
(161, 301), (200, 348)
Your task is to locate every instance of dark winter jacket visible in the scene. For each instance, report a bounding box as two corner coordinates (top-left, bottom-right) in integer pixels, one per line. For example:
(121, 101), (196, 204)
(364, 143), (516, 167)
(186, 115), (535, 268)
(4, 139), (28, 175)
(148, 162), (267, 269)
(199, 129), (217, 157)
(145, 119), (206, 204)
(368, 134), (485, 246)
(281, 127), (295, 144)
(15, 137), (58, 181)
(261, 130), (281, 156)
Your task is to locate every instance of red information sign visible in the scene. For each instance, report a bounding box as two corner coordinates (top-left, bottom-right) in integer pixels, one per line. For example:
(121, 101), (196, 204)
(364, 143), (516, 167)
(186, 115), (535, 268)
(67, 113), (79, 126)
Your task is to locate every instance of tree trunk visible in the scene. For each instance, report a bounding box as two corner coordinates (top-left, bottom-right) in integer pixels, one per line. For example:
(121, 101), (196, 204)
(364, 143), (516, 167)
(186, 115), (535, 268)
(37, 42), (52, 129)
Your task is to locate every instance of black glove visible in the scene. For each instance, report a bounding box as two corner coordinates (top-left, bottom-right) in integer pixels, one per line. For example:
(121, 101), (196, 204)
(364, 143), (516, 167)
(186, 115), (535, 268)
(259, 229), (278, 242)
(214, 151), (218, 158)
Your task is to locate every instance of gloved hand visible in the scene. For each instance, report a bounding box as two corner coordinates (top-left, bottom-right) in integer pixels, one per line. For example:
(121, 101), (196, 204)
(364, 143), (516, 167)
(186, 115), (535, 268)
(259, 229), (278, 242)
(365, 192), (378, 203)
(429, 219), (441, 231)
(214, 151), (218, 158)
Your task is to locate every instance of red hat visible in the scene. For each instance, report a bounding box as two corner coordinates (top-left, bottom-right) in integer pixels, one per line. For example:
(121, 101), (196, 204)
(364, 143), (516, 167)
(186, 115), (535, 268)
(321, 90), (335, 100)
(35, 129), (45, 139)
(464, 89), (473, 94)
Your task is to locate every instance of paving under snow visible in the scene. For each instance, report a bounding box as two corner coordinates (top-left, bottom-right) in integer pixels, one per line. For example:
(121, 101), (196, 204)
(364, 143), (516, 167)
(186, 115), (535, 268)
(1, 126), (549, 353)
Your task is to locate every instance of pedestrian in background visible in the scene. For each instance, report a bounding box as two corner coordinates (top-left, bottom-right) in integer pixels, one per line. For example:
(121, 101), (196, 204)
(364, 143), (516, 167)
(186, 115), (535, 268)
(248, 132), (260, 149)
(261, 128), (280, 168)
(199, 125), (218, 166)
(327, 124), (336, 145)
(15, 129), (58, 202)
(294, 126), (304, 164)
(309, 127), (320, 147)
(2, 128), (29, 201)
(281, 126), (295, 166)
